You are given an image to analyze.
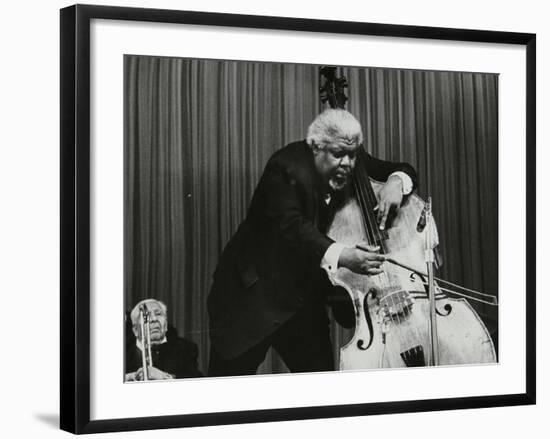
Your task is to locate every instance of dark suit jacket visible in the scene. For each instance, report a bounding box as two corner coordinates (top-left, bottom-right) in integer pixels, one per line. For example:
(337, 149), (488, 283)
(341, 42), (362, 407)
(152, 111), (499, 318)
(125, 329), (203, 378)
(207, 140), (417, 360)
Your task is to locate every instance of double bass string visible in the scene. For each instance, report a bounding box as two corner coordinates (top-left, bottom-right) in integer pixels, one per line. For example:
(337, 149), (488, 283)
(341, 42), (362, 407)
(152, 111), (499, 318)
(352, 153), (375, 244)
(352, 159), (391, 294)
(353, 155), (403, 328)
(352, 176), (376, 300)
(355, 152), (416, 331)
(353, 151), (423, 352)
(355, 155), (392, 289)
(352, 177), (375, 245)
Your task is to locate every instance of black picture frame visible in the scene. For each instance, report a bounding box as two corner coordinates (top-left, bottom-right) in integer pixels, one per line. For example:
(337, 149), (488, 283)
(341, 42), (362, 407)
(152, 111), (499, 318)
(60, 4), (536, 434)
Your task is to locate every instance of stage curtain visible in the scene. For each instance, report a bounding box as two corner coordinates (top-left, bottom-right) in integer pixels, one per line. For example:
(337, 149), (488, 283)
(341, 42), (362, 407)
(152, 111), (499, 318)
(125, 56), (498, 375)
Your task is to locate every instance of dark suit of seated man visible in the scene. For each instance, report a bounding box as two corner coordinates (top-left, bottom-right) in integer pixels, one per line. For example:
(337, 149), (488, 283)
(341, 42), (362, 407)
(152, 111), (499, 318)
(125, 299), (203, 381)
(207, 109), (418, 377)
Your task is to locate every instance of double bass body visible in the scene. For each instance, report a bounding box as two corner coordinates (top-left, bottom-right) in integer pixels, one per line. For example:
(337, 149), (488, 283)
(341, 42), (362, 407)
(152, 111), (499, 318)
(327, 179), (497, 370)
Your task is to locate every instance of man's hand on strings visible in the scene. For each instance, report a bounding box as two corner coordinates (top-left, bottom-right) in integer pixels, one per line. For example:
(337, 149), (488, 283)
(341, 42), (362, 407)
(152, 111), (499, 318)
(376, 175), (404, 230)
(338, 244), (385, 276)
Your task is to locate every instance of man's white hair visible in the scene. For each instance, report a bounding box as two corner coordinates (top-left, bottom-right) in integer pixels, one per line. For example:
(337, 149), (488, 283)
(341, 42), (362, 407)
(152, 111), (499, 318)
(306, 109), (363, 149)
(130, 298), (167, 326)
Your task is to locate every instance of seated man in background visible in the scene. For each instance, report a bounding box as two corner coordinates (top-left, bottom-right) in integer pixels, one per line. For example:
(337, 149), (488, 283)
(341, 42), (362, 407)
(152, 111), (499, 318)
(125, 298), (203, 381)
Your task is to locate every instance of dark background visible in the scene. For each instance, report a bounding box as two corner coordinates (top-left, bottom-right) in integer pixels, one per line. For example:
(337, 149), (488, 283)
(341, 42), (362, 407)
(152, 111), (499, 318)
(124, 55), (498, 375)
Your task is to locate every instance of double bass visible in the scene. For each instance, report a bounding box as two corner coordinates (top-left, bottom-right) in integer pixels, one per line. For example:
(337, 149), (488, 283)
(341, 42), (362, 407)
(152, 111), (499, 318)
(319, 66), (497, 369)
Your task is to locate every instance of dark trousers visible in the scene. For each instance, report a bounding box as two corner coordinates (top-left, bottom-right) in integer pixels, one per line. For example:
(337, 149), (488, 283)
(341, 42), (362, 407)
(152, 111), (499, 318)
(208, 303), (334, 376)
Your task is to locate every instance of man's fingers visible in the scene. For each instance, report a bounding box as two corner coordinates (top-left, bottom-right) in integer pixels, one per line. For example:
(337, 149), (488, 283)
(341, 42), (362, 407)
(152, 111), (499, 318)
(359, 253), (384, 263)
(369, 254), (385, 262)
(361, 260), (383, 272)
(363, 244), (380, 252)
(355, 244), (385, 262)
(379, 205), (389, 230)
(376, 203), (384, 223)
(367, 267), (384, 275)
(362, 262), (381, 271)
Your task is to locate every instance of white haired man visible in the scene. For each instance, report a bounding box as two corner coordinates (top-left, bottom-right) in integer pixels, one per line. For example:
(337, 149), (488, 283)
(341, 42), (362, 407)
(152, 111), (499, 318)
(125, 299), (202, 381)
(207, 109), (416, 376)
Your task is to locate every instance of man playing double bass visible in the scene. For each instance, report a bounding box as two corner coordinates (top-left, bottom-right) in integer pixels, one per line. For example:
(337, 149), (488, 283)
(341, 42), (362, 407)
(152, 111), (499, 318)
(207, 109), (418, 376)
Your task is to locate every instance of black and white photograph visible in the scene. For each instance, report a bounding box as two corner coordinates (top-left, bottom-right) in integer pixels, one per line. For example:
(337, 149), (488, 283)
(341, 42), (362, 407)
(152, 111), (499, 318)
(52, 1), (538, 436)
(123, 56), (499, 381)
(2, 0), (545, 437)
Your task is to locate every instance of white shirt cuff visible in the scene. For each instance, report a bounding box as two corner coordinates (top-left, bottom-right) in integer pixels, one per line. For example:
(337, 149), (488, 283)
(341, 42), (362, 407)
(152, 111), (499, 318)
(321, 242), (347, 273)
(389, 171), (413, 195)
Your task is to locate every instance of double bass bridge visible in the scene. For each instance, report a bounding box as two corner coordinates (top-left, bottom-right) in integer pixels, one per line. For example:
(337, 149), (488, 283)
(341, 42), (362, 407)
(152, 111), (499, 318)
(377, 289), (414, 323)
